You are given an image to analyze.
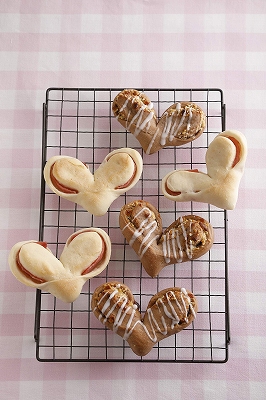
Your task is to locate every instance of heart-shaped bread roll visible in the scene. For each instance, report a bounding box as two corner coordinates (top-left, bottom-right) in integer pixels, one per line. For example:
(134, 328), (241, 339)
(91, 281), (197, 356)
(8, 228), (111, 303)
(119, 200), (213, 277)
(162, 130), (247, 210)
(112, 89), (205, 154)
(43, 148), (143, 216)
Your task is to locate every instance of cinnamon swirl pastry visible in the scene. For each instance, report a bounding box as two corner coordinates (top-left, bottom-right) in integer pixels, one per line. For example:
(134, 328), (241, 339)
(119, 200), (214, 277)
(91, 281), (197, 356)
(112, 89), (205, 154)
(8, 228), (111, 303)
(43, 148), (143, 216)
(162, 130), (248, 210)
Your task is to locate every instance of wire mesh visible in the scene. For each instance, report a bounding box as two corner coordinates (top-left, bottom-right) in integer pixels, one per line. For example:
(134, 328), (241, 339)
(34, 88), (229, 363)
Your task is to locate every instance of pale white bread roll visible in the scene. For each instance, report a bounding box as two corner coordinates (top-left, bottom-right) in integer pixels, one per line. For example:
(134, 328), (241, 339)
(43, 148), (143, 216)
(162, 130), (247, 210)
(8, 228), (111, 303)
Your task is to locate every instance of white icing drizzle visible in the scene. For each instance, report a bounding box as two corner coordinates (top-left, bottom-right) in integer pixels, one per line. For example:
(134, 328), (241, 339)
(146, 103), (193, 154)
(187, 106), (193, 131)
(168, 103), (181, 142)
(94, 285), (196, 343)
(160, 113), (173, 146)
(124, 206), (195, 264)
(118, 96), (155, 138)
(181, 287), (196, 318)
(176, 102), (182, 113)
(134, 111), (154, 137)
(146, 126), (160, 154)
(170, 231), (177, 260)
(160, 104), (193, 146)
(139, 234), (159, 259)
(123, 206), (160, 259)
(146, 101), (154, 109)
(180, 216), (193, 259)
(117, 97), (194, 154)
(161, 217), (193, 264)
(175, 106), (189, 132)
(98, 289), (118, 315)
(119, 98), (129, 113)
(127, 105), (145, 135)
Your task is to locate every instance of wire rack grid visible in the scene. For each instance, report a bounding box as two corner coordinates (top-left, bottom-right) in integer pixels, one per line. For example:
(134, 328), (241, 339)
(34, 87), (230, 363)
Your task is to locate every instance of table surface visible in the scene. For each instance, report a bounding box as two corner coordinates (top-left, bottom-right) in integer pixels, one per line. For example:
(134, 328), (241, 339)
(1, 1), (265, 399)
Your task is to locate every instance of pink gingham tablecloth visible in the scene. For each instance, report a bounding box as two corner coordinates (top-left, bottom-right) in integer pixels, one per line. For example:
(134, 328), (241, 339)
(1, 0), (266, 399)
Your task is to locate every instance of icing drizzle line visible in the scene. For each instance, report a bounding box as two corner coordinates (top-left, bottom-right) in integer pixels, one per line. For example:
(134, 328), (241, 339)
(117, 96), (195, 154)
(94, 285), (196, 343)
(162, 217), (193, 264)
(117, 95), (155, 138)
(147, 103), (193, 154)
(124, 208), (194, 264)
(122, 206), (160, 259)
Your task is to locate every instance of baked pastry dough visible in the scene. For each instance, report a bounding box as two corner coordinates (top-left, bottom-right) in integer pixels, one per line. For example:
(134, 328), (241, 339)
(91, 281), (197, 356)
(119, 200), (213, 277)
(43, 148), (143, 216)
(112, 89), (205, 154)
(162, 130), (247, 210)
(8, 228), (111, 303)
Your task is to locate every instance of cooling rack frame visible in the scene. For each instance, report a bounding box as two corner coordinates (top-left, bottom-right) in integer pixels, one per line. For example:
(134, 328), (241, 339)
(34, 87), (230, 363)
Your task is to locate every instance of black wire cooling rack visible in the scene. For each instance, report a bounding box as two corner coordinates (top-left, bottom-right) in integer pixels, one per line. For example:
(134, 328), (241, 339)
(34, 88), (230, 363)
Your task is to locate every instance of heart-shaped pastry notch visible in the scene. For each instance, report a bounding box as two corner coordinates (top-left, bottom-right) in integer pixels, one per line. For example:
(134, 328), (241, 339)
(43, 148), (143, 216)
(8, 228), (111, 303)
(112, 89), (206, 154)
(162, 130), (248, 210)
(119, 200), (214, 278)
(91, 281), (197, 357)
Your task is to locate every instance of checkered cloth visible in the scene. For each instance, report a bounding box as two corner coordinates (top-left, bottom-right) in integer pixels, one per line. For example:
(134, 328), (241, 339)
(1, 0), (266, 399)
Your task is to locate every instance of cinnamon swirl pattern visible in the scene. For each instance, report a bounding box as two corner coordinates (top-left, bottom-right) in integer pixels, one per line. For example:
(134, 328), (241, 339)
(91, 281), (197, 356)
(119, 200), (214, 277)
(43, 148), (143, 216)
(112, 89), (206, 154)
(8, 228), (111, 303)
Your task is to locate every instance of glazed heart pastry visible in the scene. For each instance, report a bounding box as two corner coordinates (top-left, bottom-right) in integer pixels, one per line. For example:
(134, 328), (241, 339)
(92, 281), (197, 356)
(8, 228), (111, 303)
(119, 200), (213, 277)
(162, 130), (247, 210)
(112, 89), (205, 154)
(43, 148), (143, 216)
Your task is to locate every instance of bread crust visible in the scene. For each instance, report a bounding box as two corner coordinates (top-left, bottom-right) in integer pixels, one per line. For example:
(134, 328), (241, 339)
(119, 200), (214, 277)
(112, 89), (205, 154)
(91, 281), (197, 356)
